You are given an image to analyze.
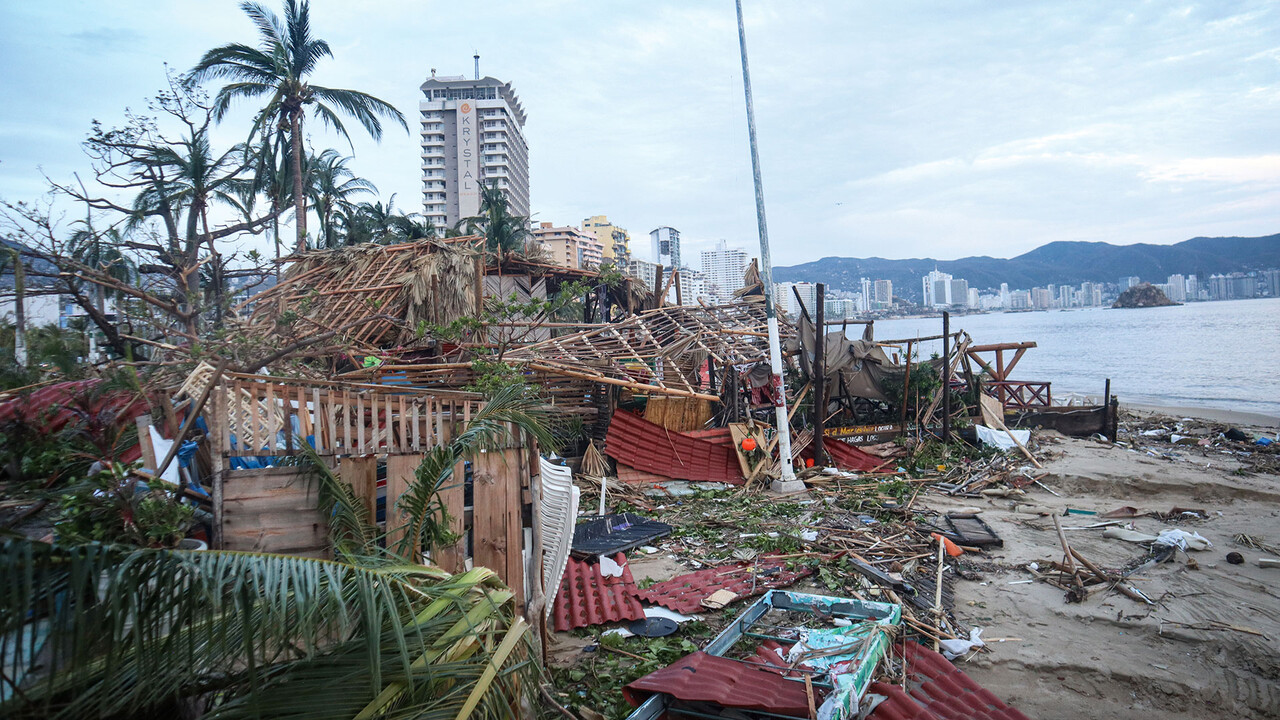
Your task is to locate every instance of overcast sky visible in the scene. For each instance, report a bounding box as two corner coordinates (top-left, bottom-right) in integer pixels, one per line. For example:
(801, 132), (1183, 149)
(1, 1), (1277, 266)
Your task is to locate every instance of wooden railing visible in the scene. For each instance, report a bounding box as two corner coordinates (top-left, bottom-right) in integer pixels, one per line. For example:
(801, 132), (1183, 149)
(982, 380), (1052, 409)
(210, 373), (483, 458)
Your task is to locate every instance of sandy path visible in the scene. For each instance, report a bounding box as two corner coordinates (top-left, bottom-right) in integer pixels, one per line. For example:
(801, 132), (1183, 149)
(945, 436), (1280, 719)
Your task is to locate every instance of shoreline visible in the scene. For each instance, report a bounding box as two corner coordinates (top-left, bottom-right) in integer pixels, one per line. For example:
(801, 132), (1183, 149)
(1121, 401), (1280, 429)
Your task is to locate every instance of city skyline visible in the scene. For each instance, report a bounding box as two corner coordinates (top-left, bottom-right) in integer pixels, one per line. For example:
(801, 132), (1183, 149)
(1, 2), (1278, 266)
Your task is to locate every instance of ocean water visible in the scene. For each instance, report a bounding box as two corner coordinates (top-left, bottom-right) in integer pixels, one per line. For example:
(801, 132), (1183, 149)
(862, 297), (1280, 419)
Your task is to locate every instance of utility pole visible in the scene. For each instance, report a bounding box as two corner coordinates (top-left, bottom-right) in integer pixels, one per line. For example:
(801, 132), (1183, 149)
(735, 0), (799, 491)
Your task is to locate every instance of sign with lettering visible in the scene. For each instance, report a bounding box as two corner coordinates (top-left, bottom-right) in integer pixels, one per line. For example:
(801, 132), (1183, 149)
(456, 101), (479, 219)
(823, 423), (902, 445)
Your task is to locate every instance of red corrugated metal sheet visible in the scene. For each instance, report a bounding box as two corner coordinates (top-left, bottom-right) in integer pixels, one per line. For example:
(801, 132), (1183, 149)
(605, 411), (744, 484)
(867, 642), (1029, 720)
(0, 379), (148, 463)
(552, 552), (646, 631)
(615, 463), (673, 486)
(631, 556), (812, 614)
(681, 427), (734, 445)
(809, 439), (890, 472)
(623, 651), (818, 716)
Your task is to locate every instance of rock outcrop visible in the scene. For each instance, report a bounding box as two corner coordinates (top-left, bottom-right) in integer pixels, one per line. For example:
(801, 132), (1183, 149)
(1112, 283), (1178, 308)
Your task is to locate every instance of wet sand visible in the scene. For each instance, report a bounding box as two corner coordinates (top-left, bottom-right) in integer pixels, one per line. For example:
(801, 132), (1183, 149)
(1123, 402), (1280, 430)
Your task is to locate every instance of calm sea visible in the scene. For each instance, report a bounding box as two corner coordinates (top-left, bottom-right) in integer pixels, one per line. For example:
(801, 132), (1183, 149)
(862, 297), (1280, 419)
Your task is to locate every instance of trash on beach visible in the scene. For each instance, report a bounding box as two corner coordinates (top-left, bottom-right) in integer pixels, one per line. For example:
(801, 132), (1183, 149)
(1153, 528), (1212, 552)
(1103, 527), (1159, 543)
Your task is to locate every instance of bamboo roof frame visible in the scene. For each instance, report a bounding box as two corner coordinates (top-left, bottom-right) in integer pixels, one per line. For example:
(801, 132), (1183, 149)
(502, 299), (793, 401)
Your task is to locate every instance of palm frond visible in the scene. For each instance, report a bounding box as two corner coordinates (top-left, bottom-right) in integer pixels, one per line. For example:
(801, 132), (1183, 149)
(310, 85), (408, 139)
(0, 540), (537, 720)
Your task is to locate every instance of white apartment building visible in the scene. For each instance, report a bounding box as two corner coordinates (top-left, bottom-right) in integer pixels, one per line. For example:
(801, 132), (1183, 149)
(649, 226), (681, 271)
(700, 240), (750, 304)
(419, 72), (529, 229)
(923, 269), (951, 307)
(775, 281), (817, 318)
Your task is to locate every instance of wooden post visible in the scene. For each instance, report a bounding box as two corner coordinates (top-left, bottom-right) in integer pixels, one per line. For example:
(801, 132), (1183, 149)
(942, 312), (951, 442)
(673, 269), (683, 306)
(900, 339), (914, 425)
(525, 431), (545, 624)
(135, 414), (157, 470)
(812, 282), (826, 467)
(211, 386), (227, 549)
(653, 264), (664, 310)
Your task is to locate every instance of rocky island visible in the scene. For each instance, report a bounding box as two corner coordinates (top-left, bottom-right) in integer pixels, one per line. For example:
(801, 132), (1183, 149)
(1112, 282), (1179, 308)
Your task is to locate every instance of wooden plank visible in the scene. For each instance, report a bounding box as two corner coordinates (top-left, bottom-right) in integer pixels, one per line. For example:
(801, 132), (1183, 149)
(135, 414), (157, 470)
(384, 454), (421, 555)
(312, 388), (322, 453)
(357, 392), (365, 454)
(339, 456), (378, 521)
(211, 388), (227, 549)
(434, 401), (465, 573)
(411, 400), (420, 452)
(471, 447), (524, 609)
(265, 383), (276, 454)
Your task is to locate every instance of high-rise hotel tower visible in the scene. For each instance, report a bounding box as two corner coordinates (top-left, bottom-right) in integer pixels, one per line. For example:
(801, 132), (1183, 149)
(419, 71), (529, 229)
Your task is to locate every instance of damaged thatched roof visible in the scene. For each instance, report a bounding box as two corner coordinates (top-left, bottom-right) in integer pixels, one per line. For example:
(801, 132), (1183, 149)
(238, 238), (482, 349)
(503, 301), (793, 400)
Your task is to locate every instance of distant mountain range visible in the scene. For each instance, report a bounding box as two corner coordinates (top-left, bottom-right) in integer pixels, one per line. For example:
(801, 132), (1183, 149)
(773, 233), (1280, 303)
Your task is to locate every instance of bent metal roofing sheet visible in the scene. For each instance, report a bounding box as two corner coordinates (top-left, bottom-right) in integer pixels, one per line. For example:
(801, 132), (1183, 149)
(623, 651), (817, 717)
(630, 556), (813, 614)
(552, 552), (645, 632)
(867, 641), (1030, 720)
(605, 411), (743, 484)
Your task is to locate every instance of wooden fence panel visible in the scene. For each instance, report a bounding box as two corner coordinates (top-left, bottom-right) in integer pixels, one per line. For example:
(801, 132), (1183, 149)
(384, 454), (422, 556)
(221, 467), (327, 557)
(471, 447), (525, 610)
(339, 457), (378, 522)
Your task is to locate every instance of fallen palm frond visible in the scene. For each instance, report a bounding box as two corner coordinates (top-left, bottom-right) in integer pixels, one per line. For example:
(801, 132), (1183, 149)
(0, 540), (535, 720)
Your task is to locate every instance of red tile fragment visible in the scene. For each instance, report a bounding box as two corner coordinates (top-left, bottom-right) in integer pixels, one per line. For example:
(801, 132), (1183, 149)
(552, 553), (645, 632)
(623, 651), (819, 716)
(630, 556), (812, 614)
(867, 642), (1030, 720)
(605, 411), (744, 484)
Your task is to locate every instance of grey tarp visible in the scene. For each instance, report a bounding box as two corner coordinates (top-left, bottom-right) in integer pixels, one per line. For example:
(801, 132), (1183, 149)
(792, 317), (898, 403)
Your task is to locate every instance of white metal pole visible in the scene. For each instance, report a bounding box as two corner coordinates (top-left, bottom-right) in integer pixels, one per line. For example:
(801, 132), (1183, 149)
(735, 0), (797, 488)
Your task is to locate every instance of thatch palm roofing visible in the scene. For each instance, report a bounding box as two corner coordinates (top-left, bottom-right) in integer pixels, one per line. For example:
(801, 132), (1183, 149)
(241, 238), (482, 349)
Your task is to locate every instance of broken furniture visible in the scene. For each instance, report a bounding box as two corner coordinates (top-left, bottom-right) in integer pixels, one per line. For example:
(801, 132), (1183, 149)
(624, 590), (902, 720)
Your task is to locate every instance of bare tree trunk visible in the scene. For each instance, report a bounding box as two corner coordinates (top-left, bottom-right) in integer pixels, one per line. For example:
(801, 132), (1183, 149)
(11, 249), (26, 367)
(291, 111), (307, 254)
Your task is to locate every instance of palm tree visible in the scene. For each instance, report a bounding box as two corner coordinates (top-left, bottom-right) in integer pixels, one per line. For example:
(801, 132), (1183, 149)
(190, 0), (408, 255)
(307, 149), (376, 249)
(457, 181), (530, 254)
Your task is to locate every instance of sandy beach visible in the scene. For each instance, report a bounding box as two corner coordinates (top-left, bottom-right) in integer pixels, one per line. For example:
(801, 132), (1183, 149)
(946, 428), (1280, 719)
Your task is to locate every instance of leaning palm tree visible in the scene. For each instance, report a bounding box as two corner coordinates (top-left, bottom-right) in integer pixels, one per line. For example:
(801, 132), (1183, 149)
(0, 386), (554, 720)
(189, 0), (407, 255)
(308, 149), (376, 249)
